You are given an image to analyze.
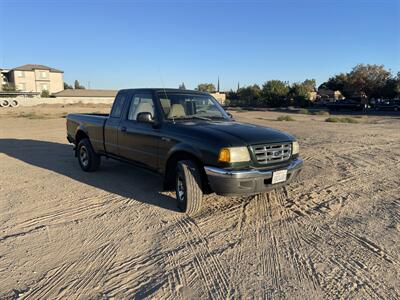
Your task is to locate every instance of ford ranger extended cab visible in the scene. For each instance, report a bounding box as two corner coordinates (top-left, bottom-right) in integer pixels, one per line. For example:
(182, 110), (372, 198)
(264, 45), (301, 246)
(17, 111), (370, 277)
(66, 89), (303, 214)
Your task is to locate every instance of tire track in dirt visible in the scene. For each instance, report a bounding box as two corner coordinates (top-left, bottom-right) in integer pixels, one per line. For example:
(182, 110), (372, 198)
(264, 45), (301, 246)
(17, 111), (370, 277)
(250, 193), (284, 299)
(226, 196), (253, 298)
(174, 216), (231, 299)
(163, 249), (189, 300)
(278, 176), (400, 300)
(1, 193), (127, 240)
(24, 240), (119, 299)
(274, 189), (321, 289)
(299, 222), (400, 299)
(19, 194), (162, 299)
(102, 250), (167, 298)
(0, 225), (46, 242)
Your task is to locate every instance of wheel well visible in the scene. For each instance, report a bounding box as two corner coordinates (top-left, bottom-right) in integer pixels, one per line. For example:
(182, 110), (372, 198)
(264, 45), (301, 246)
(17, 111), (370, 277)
(75, 130), (89, 145)
(164, 151), (209, 192)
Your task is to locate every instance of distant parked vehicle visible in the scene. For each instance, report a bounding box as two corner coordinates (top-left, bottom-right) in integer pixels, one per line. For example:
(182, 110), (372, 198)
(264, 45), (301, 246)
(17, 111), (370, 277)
(375, 100), (400, 112)
(326, 99), (363, 111)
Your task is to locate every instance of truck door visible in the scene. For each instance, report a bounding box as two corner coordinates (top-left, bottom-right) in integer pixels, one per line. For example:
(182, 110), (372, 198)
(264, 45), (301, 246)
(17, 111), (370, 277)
(118, 92), (160, 169)
(104, 92), (127, 156)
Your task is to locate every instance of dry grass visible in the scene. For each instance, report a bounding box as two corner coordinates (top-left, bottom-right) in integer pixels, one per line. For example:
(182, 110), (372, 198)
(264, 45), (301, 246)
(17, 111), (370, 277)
(16, 112), (47, 119)
(325, 117), (359, 123)
(277, 115), (295, 121)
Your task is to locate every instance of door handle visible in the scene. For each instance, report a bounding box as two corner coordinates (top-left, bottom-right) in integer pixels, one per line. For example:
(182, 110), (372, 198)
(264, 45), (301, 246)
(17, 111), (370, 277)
(121, 126), (127, 132)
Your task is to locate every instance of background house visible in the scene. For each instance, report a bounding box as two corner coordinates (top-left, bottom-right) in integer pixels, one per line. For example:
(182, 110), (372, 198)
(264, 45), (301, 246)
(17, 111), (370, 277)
(317, 88), (344, 101)
(2, 64), (64, 93)
(0, 68), (10, 90)
(210, 92), (226, 105)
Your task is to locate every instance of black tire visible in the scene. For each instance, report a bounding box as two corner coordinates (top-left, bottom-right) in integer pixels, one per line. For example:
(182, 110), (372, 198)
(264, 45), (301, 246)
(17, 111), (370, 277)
(77, 138), (101, 172)
(175, 160), (203, 214)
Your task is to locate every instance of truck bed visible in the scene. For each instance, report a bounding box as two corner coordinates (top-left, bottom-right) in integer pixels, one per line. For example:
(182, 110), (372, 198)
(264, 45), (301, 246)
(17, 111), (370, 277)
(66, 113), (109, 153)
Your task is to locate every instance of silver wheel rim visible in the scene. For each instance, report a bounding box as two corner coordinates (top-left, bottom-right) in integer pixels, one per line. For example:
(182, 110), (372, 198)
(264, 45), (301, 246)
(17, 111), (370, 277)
(177, 176), (185, 202)
(79, 146), (89, 167)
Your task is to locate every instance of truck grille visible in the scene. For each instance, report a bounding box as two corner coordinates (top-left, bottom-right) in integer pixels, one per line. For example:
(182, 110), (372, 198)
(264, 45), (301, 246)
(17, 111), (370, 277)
(251, 143), (291, 164)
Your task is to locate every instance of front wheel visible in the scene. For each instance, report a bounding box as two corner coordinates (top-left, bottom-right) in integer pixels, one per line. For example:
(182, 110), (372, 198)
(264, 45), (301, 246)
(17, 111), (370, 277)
(77, 138), (101, 172)
(176, 160), (203, 215)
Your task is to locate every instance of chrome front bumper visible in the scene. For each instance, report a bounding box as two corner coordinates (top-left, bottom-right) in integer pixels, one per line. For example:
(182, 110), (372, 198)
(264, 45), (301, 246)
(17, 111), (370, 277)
(204, 158), (303, 196)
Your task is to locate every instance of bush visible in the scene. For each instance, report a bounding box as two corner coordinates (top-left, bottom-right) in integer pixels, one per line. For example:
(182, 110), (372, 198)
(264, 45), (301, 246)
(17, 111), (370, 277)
(325, 117), (358, 123)
(325, 117), (340, 123)
(17, 112), (45, 119)
(277, 115), (295, 121)
(41, 90), (50, 98)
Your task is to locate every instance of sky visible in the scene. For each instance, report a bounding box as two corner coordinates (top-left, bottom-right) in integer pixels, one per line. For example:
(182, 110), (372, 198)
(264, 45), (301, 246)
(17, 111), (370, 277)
(0, 0), (399, 90)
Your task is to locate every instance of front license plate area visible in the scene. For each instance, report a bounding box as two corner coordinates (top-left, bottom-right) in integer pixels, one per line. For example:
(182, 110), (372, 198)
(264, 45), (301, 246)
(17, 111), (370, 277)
(272, 170), (287, 184)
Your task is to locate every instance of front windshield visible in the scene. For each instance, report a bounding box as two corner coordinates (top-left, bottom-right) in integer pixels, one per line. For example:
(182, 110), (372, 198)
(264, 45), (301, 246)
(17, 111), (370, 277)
(157, 92), (228, 120)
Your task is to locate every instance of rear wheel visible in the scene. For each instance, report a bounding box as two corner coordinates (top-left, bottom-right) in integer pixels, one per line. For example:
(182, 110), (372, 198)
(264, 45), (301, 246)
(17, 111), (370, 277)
(176, 160), (203, 215)
(77, 138), (101, 172)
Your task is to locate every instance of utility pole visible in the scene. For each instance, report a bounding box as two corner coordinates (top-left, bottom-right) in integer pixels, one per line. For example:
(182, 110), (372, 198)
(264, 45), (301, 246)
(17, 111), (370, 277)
(217, 76), (220, 93)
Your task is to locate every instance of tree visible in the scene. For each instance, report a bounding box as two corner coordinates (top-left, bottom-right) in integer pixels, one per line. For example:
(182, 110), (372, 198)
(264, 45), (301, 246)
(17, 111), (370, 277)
(237, 84), (261, 106)
(178, 82), (186, 90)
(381, 72), (400, 99)
(226, 89), (239, 106)
(195, 83), (216, 93)
(74, 80), (85, 89)
(319, 73), (349, 96)
(261, 80), (289, 107)
(290, 79), (315, 107)
(320, 64), (392, 99)
(302, 79), (316, 92)
(347, 64), (390, 99)
(64, 82), (73, 89)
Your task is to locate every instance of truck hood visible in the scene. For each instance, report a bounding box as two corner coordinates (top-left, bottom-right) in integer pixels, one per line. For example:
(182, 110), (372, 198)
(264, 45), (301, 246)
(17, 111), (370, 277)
(173, 121), (295, 146)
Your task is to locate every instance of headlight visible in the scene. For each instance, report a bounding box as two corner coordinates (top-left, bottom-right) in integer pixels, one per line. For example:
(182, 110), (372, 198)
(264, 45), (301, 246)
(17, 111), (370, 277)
(292, 141), (299, 155)
(218, 147), (250, 163)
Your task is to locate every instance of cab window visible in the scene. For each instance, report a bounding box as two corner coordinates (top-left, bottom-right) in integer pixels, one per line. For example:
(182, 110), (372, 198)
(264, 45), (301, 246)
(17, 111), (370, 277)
(110, 94), (126, 118)
(127, 93), (154, 121)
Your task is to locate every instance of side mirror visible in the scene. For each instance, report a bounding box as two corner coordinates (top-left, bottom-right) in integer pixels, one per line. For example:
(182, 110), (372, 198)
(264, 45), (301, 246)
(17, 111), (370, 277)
(227, 112), (233, 119)
(137, 112), (153, 123)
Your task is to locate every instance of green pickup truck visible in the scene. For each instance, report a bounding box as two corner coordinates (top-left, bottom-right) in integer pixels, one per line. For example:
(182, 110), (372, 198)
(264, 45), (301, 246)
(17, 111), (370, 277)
(66, 89), (303, 214)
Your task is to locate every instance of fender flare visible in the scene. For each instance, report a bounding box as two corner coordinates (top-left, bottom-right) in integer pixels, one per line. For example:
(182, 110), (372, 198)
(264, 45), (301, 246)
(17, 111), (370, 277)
(164, 143), (203, 174)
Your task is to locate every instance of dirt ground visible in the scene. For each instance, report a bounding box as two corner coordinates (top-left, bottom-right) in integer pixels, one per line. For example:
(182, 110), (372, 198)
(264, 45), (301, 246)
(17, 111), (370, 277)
(0, 104), (399, 299)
